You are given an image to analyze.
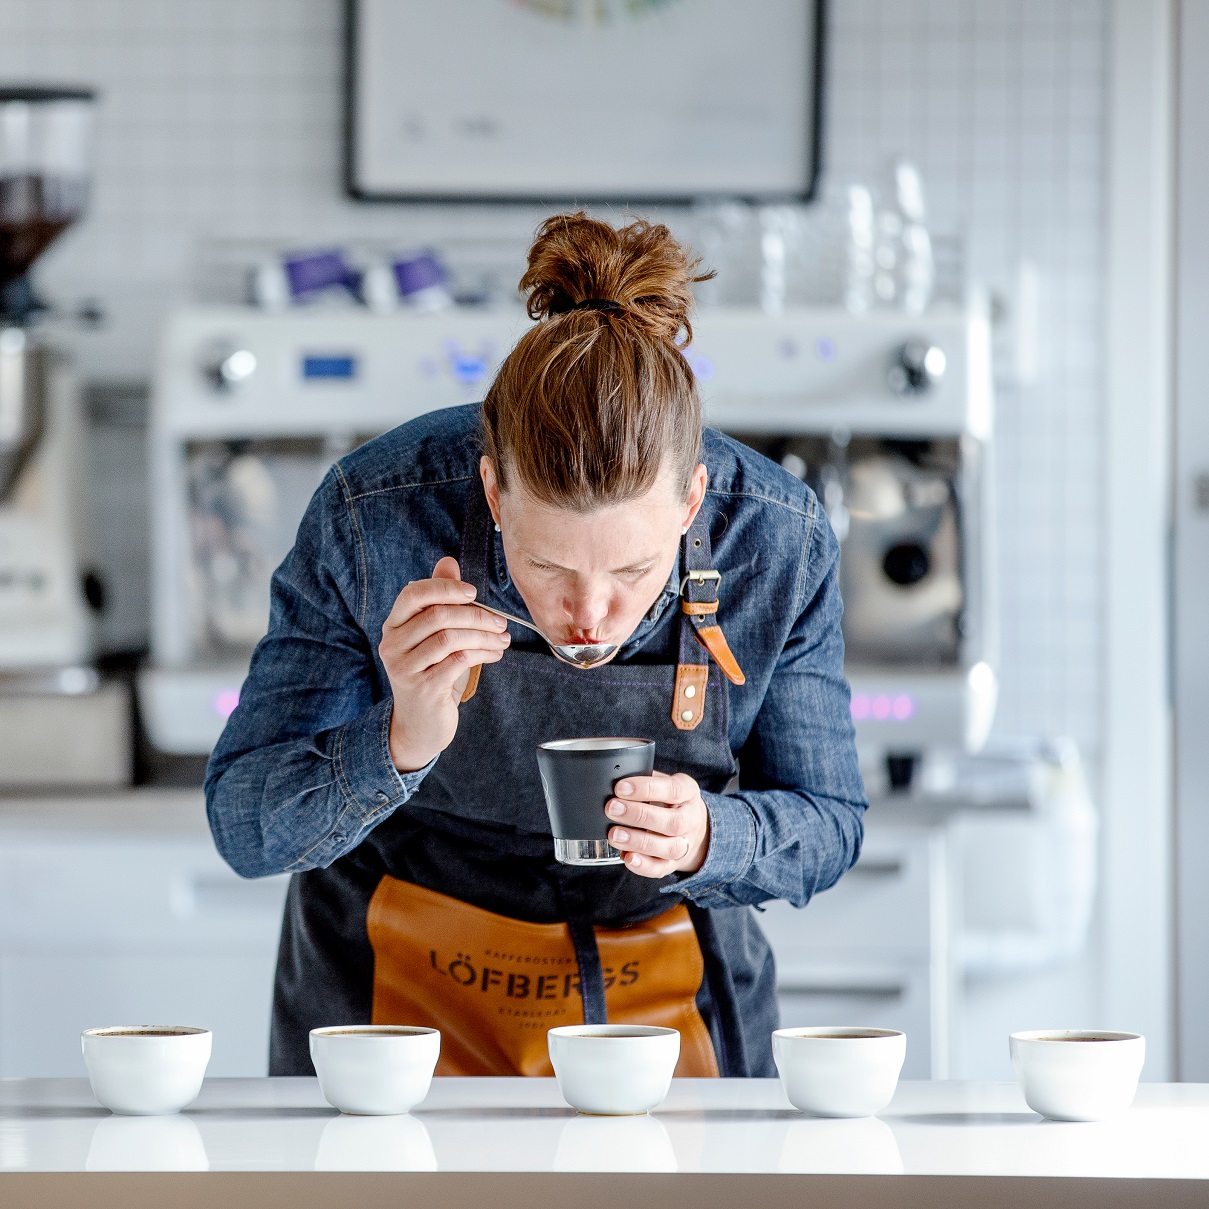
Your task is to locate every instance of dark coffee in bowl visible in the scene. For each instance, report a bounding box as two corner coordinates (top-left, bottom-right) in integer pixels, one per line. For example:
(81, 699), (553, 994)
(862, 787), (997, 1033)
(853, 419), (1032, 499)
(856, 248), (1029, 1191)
(562, 1027), (661, 1038)
(89, 1027), (206, 1037)
(785, 1028), (901, 1040)
(318, 1027), (431, 1036)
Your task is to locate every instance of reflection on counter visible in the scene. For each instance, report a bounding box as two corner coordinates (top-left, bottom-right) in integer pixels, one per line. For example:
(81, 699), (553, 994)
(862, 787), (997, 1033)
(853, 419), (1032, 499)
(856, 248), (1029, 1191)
(553, 1113), (676, 1173)
(777, 1116), (902, 1176)
(85, 1113), (208, 1172)
(314, 1113), (436, 1173)
(5, 1077), (1209, 1179)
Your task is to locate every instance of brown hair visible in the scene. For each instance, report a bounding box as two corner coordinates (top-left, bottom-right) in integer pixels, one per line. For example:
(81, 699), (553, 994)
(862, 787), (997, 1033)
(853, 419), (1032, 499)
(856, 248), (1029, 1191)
(481, 212), (713, 511)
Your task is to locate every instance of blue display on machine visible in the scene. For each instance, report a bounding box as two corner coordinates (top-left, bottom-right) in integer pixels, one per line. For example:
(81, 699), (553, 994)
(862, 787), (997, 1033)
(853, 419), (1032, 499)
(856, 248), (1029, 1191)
(302, 354), (357, 380)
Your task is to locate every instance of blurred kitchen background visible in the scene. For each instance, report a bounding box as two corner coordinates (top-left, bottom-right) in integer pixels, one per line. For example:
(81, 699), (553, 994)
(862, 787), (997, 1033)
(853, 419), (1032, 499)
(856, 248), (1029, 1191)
(0, 0), (1202, 1088)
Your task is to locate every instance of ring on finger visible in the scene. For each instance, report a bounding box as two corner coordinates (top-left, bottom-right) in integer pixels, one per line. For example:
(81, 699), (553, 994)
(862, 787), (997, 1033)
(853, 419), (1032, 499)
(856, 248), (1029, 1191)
(677, 837), (690, 861)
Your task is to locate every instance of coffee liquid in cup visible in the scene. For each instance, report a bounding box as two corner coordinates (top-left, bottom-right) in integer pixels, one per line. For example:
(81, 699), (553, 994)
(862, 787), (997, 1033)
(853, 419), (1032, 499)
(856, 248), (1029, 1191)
(561, 1027), (657, 1038)
(807, 1033), (882, 1039)
(318, 1027), (431, 1036)
(88, 1027), (206, 1037)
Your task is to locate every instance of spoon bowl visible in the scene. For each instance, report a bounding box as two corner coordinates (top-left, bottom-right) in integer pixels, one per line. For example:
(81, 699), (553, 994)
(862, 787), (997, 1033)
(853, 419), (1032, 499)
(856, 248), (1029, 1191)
(474, 603), (618, 669)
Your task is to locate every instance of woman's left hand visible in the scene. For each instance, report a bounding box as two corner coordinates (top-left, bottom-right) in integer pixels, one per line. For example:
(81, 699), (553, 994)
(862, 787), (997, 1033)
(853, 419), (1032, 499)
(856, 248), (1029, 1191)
(606, 771), (710, 878)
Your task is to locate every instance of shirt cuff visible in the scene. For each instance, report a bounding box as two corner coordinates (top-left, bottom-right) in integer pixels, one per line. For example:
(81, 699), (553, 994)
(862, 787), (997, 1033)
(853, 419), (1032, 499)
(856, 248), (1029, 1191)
(662, 790), (757, 906)
(334, 696), (436, 820)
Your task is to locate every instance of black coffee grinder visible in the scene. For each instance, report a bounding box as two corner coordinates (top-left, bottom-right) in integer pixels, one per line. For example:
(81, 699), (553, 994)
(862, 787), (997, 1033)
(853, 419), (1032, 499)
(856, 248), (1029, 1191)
(0, 85), (132, 786)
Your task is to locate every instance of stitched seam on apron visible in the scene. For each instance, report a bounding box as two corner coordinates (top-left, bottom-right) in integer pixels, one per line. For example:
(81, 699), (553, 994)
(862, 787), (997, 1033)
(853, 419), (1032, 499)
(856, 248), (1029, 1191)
(505, 664), (675, 688)
(333, 463), (370, 629)
(344, 473), (476, 502)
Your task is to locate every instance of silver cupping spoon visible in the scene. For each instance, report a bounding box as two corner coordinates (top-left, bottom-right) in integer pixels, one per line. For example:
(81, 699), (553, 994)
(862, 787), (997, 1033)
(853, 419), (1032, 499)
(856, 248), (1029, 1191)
(473, 602), (618, 669)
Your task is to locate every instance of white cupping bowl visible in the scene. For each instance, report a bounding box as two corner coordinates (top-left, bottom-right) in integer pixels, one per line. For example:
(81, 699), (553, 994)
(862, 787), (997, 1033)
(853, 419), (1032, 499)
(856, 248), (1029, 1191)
(548, 1025), (680, 1116)
(1010, 1030), (1145, 1121)
(309, 1026), (440, 1116)
(81, 1026), (212, 1116)
(772, 1027), (906, 1118)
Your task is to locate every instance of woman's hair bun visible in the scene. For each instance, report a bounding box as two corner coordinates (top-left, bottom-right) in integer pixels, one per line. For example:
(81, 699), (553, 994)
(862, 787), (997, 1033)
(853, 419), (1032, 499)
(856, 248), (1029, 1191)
(519, 211), (713, 346)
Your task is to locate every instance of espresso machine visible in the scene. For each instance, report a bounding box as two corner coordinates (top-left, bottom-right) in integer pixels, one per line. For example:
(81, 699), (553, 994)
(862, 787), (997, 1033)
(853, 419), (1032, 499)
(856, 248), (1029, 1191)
(140, 293), (994, 778)
(0, 86), (131, 786)
(140, 303), (528, 753)
(687, 302), (997, 790)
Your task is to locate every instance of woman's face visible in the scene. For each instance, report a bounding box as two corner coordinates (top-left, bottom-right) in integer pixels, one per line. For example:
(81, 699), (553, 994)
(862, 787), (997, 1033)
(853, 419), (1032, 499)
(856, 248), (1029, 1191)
(480, 457), (708, 650)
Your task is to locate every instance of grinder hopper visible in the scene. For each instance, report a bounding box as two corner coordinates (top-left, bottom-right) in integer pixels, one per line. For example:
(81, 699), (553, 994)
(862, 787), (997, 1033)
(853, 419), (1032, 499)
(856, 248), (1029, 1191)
(0, 86), (95, 500)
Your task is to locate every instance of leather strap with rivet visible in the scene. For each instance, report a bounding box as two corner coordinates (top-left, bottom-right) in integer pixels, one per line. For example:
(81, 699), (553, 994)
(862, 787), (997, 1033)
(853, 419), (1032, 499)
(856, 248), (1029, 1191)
(672, 510), (745, 731)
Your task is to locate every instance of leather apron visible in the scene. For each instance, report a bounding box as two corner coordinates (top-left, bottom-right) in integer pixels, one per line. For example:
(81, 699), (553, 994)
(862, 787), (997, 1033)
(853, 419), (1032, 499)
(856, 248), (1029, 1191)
(268, 482), (780, 1077)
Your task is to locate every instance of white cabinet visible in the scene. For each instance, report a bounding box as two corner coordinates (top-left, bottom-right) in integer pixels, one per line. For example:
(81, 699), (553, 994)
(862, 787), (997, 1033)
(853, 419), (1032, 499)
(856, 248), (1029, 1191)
(755, 822), (951, 1079)
(0, 796), (954, 1081)
(0, 800), (288, 1078)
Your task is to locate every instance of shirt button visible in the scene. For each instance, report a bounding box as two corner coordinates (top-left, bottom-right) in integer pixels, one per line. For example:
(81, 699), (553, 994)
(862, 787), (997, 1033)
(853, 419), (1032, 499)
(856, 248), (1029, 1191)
(683, 685), (696, 699)
(332, 833), (346, 845)
(681, 710), (694, 722)
(375, 790), (391, 803)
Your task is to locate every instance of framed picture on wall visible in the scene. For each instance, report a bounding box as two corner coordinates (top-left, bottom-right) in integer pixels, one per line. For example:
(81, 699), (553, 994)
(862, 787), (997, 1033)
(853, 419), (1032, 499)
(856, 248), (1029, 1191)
(345, 0), (826, 204)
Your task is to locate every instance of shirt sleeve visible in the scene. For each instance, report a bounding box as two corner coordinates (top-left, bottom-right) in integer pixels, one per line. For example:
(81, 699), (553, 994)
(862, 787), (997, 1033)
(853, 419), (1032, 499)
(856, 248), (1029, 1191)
(666, 506), (868, 909)
(204, 466), (434, 879)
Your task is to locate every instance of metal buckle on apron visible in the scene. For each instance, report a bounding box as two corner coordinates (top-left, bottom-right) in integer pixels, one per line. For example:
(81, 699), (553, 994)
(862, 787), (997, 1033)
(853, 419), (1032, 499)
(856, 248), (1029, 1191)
(678, 569), (745, 689)
(679, 569), (722, 599)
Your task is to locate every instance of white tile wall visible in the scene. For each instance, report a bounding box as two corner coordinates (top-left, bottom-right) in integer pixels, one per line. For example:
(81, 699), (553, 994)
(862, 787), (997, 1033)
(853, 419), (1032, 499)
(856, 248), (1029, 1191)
(2, 0), (1107, 754)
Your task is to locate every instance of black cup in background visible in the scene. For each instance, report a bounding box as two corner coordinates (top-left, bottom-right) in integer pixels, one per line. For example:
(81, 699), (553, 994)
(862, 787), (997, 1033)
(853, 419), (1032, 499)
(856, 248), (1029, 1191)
(536, 738), (656, 866)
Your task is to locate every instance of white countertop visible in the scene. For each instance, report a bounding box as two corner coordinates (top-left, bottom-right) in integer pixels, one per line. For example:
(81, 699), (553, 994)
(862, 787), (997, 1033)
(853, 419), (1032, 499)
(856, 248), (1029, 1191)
(2, 1077), (1208, 1180)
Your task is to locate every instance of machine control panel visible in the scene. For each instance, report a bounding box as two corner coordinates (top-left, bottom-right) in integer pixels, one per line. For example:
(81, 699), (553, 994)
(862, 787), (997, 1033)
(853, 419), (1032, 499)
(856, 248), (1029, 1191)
(687, 303), (990, 439)
(887, 340), (947, 397)
(301, 354), (358, 381)
(200, 343), (257, 394)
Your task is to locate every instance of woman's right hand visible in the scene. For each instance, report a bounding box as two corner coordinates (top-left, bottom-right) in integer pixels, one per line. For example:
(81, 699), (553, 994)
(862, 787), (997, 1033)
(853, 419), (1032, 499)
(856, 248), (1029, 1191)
(380, 556), (511, 772)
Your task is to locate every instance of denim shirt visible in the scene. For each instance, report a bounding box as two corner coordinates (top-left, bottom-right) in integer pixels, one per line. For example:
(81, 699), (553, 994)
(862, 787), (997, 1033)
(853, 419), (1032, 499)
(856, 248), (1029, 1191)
(205, 405), (868, 911)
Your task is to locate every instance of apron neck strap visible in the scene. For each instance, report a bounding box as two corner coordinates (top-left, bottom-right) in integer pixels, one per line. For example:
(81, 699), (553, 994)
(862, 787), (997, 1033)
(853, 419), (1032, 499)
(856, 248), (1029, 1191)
(683, 505), (714, 579)
(676, 505), (747, 699)
(679, 507), (715, 667)
(459, 478), (493, 594)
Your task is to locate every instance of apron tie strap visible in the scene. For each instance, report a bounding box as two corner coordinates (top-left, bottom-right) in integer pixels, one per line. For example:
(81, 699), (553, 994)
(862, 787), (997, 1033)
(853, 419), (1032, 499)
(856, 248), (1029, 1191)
(566, 917), (608, 1025)
(686, 903), (751, 1077)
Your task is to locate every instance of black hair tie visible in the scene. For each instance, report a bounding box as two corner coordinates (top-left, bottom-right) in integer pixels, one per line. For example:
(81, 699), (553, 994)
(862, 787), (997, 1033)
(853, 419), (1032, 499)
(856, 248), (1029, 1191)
(569, 298), (623, 314)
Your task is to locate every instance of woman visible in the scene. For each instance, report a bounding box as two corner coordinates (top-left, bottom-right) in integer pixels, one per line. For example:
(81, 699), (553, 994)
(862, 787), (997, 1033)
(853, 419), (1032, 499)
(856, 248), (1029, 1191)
(206, 213), (867, 1078)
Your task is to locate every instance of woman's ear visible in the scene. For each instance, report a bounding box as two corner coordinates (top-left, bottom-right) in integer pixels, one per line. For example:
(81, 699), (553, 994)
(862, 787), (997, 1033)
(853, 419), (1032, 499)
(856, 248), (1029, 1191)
(680, 463), (708, 533)
(480, 456), (503, 528)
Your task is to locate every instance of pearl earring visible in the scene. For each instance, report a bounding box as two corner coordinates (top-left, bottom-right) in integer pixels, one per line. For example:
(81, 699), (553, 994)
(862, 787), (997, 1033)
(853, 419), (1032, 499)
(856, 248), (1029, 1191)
(494, 522), (501, 533)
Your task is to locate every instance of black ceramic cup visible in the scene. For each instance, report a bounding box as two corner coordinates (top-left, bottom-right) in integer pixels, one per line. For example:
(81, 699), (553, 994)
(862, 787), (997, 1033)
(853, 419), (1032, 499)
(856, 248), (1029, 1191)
(536, 738), (656, 866)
